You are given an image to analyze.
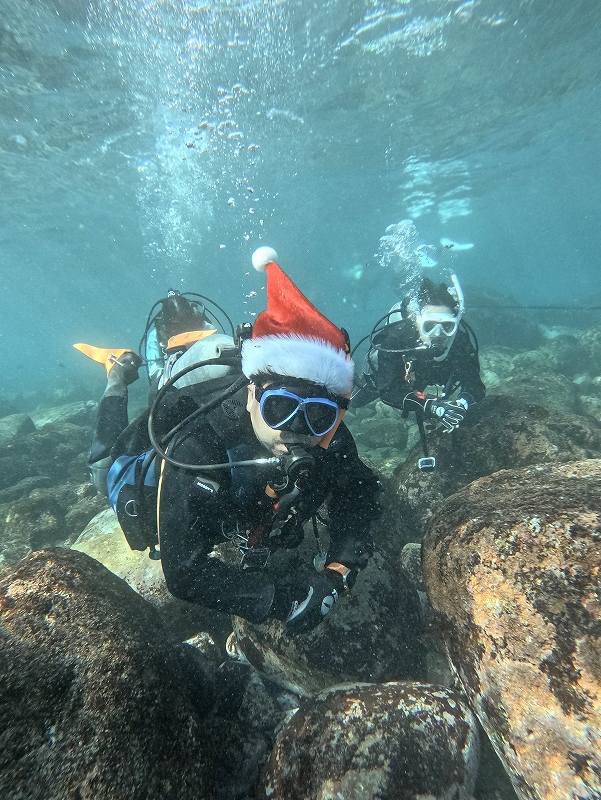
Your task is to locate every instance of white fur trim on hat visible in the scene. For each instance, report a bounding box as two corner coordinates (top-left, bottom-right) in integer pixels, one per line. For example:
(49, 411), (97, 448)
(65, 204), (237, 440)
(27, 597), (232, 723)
(241, 334), (354, 396)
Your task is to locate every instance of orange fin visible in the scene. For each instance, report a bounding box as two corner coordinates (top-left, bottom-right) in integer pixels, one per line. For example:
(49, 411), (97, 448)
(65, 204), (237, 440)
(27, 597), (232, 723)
(73, 343), (134, 374)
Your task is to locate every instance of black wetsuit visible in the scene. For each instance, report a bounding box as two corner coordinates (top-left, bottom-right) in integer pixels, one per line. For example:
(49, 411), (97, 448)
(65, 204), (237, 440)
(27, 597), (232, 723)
(90, 376), (381, 623)
(353, 320), (485, 410)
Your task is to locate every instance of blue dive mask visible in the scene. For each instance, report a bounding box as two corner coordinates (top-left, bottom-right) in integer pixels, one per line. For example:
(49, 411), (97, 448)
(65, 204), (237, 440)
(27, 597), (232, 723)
(257, 387), (342, 437)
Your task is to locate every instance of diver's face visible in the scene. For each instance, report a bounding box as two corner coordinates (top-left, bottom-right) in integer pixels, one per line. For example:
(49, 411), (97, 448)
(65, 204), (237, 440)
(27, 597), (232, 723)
(414, 304), (457, 351)
(247, 382), (322, 456)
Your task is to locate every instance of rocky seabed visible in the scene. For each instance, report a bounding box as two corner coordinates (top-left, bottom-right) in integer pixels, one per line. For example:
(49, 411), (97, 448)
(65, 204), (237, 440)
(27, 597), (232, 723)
(1, 326), (601, 799)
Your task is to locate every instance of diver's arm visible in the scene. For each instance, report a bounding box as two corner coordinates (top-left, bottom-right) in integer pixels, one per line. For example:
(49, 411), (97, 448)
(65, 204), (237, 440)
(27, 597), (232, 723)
(157, 433), (276, 623)
(323, 424), (381, 579)
(89, 393), (129, 464)
(88, 354), (142, 492)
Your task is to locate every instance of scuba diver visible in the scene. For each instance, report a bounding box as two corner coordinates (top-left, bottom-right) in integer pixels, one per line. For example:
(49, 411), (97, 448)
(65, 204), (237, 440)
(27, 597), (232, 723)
(79, 248), (381, 634)
(352, 274), (485, 468)
(140, 288), (232, 396)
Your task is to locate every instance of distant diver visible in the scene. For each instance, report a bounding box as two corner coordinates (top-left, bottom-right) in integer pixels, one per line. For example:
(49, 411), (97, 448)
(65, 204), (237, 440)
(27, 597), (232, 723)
(75, 248), (381, 634)
(352, 273), (485, 469)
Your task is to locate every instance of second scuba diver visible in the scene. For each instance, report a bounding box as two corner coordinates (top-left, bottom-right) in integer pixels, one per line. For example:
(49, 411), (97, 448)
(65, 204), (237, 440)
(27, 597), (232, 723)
(352, 274), (485, 466)
(82, 248), (381, 634)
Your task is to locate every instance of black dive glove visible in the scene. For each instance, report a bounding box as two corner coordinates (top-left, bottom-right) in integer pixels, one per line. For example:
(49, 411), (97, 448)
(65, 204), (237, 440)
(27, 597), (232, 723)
(105, 352), (142, 395)
(424, 399), (465, 433)
(272, 570), (346, 635)
(403, 391), (471, 434)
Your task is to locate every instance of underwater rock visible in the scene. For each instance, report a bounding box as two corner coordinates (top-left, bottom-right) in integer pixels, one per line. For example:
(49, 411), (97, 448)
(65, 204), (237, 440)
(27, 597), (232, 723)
(422, 459), (601, 800)
(579, 394), (601, 424)
(581, 322), (601, 366)
(383, 395), (601, 541)
(73, 508), (230, 640)
(399, 541), (424, 592)
(0, 475), (53, 504)
(30, 399), (97, 428)
(0, 413), (36, 447)
(346, 400), (411, 476)
(498, 371), (579, 415)
(511, 336), (589, 378)
(0, 420), (91, 491)
(0, 549), (215, 800)
(231, 549), (424, 695)
(209, 659), (295, 799)
(478, 346), (517, 389)
(259, 681), (479, 800)
(0, 482), (105, 570)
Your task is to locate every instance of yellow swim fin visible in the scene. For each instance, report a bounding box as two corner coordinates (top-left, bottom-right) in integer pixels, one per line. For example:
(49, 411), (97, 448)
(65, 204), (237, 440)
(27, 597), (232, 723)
(73, 343), (134, 374)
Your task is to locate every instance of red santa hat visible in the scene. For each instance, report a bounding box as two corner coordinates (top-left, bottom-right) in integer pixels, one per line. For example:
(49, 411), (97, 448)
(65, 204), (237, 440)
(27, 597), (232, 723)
(241, 247), (354, 397)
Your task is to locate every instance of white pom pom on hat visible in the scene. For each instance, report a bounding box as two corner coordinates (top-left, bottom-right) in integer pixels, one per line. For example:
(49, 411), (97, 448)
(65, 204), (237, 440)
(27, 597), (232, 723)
(252, 246), (278, 272)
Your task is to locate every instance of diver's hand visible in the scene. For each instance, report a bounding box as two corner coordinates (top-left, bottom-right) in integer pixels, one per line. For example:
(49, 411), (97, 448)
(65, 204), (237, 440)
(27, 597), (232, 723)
(106, 352), (142, 390)
(275, 571), (344, 635)
(424, 399), (465, 433)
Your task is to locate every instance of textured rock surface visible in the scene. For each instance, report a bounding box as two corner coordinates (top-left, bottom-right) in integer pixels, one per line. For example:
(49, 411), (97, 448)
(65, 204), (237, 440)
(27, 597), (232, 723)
(422, 459), (601, 800)
(30, 400), (97, 428)
(382, 396), (601, 541)
(346, 400), (412, 476)
(73, 508), (229, 640)
(511, 336), (589, 378)
(400, 541), (424, 592)
(0, 482), (105, 569)
(0, 420), (91, 490)
(260, 681), (479, 800)
(232, 548), (424, 695)
(0, 549), (215, 800)
(497, 372), (579, 415)
(0, 414), (36, 447)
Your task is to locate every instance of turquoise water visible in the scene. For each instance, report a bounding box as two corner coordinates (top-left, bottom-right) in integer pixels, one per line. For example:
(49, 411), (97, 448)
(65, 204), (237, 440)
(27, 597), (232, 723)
(1, 0), (600, 396)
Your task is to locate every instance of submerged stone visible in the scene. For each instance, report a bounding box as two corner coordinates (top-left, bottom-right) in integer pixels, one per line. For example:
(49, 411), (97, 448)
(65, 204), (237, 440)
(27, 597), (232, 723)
(422, 459), (601, 800)
(382, 395), (601, 541)
(30, 400), (97, 429)
(232, 549), (424, 695)
(259, 681), (479, 800)
(0, 421), (91, 491)
(73, 508), (230, 640)
(0, 482), (105, 570)
(0, 413), (36, 448)
(0, 549), (215, 800)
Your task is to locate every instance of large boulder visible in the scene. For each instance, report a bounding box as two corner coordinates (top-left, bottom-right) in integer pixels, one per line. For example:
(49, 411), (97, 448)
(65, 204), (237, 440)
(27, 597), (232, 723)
(422, 459), (601, 800)
(231, 548), (424, 695)
(0, 549), (215, 800)
(382, 395), (601, 541)
(259, 681), (479, 800)
(73, 508), (230, 640)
